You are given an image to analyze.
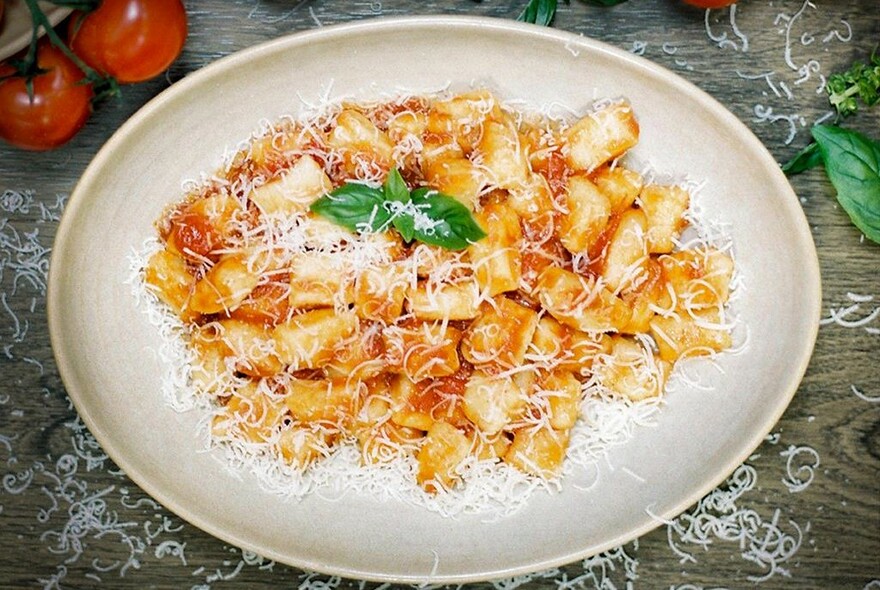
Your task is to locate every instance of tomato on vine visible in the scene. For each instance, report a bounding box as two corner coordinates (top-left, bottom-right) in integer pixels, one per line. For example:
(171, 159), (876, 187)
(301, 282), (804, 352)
(68, 0), (187, 84)
(0, 40), (93, 151)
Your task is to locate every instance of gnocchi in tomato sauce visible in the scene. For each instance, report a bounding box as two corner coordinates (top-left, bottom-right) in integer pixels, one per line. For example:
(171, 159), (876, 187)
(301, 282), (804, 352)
(143, 90), (735, 493)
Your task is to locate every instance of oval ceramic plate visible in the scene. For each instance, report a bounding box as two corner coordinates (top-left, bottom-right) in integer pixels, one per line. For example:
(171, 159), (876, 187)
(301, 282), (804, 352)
(48, 16), (821, 584)
(0, 0), (71, 61)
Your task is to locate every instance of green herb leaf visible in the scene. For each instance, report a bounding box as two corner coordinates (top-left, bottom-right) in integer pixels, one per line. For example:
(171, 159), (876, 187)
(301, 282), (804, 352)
(782, 141), (823, 176)
(383, 167), (410, 204)
(517, 0), (557, 26)
(310, 170), (487, 250)
(309, 182), (391, 233)
(826, 51), (880, 118)
(409, 188), (487, 250)
(811, 125), (880, 244)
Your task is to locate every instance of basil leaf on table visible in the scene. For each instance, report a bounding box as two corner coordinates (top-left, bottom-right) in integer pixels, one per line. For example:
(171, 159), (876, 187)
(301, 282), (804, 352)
(782, 141), (823, 176)
(309, 182), (391, 233)
(811, 124), (880, 244)
(517, 0), (557, 26)
(409, 188), (487, 250)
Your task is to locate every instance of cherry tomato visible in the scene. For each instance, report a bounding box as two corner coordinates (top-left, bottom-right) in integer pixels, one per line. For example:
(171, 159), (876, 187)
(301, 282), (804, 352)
(682, 0), (737, 7)
(0, 41), (93, 151)
(68, 0), (187, 84)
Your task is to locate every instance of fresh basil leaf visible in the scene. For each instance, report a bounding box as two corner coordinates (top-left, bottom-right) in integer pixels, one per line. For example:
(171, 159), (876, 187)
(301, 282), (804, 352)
(812, 125), (880, 244)
(409, 188), (487, 250)
(309, 182), (391, 233)
(383, 168), (410, 204)
(389, 203), (417, 242)
(782, 141), (823, 176)
(518, 0), (557, 26)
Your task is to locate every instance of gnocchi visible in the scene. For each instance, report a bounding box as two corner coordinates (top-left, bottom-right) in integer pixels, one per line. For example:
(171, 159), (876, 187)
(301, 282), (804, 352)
(143, 90), (735, 494)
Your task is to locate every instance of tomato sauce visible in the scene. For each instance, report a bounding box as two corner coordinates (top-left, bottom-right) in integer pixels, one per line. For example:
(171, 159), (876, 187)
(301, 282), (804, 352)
(169, 209), (218, 259)
(411, 361), (473, 417)
(584, 211), (623, 276)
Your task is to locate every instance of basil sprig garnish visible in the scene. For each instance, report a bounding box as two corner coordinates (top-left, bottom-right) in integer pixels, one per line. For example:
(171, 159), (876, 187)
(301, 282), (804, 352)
(517, 0), (557, 26)
(309, 169), (487, 251)
(516, 0), (628, 26)
(811, 125), (880, 244)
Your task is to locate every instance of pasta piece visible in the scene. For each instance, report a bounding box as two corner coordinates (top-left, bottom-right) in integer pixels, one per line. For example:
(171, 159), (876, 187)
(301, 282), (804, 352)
(382, 321), (462, 380)
(189, 253), (260, 314)
(507, 173), (555, 222)
(417, 421), (471, 492)
(534, 266), (632, 333)
(565, 101), (639, 172)
(528, 315), (611, 374)
(165, 193), (242, 261)
(386, 109), (428, 140)
(601, 208), (649, 293)
(470, 431), (512, 462)
(386, 109), (428, 174)
(410, 243), (466, 279)
(461, 297), (539, 370)
(144, 246), (193, 319)
(558, 174), (611, 255)
(189, 325), (230, 394)
(354, 262), (409, 323)
(358, 420), (424, 465)
(272, 309), (359, 369)
(462, 371), (527, 435)
(538, 370), (582, 430)
(422, 156), (485, 210)
(657, 248), (735, 312)
(211, 381), (284, 444)
(468, 200), (522, 297)
(229, 281), (291, 325)
(406, 280), (481, 321)
(300, 213), (358, 247)
(389, 374), (434, 431)
(324, 322), (386, 382)
(327, 109), (396, 176)
(277, 425), (332, 468)
(478, 118), (531, 190)
(650, 309), (732, 363)
(248, 155), (332, 216)
(639, 184), (690, 254)
(593, 165), (644, 213)
(504, 425), (570, 478)
(599, 336), (670, 401)
(426, 89), (501, 153)
(618, 258), (665, 334)
(284, 378), (360, 424)
(288, 252), (354, 310)
(215, 318), (283, 377)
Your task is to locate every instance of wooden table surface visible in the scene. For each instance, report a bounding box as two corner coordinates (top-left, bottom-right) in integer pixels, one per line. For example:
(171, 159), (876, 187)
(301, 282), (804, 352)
(1, 0), (878, 588)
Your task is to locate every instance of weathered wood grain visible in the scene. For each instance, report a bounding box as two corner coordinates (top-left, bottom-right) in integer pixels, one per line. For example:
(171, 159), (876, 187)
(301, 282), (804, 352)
(0, 0), (877, 588)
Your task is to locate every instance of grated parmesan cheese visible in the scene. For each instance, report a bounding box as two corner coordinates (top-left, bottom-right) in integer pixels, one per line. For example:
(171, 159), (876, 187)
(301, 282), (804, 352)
(133, 89), (739, 517)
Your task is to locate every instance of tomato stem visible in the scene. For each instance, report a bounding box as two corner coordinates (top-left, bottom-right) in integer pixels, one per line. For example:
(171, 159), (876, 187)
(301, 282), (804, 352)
(20, 0), (120, 100)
